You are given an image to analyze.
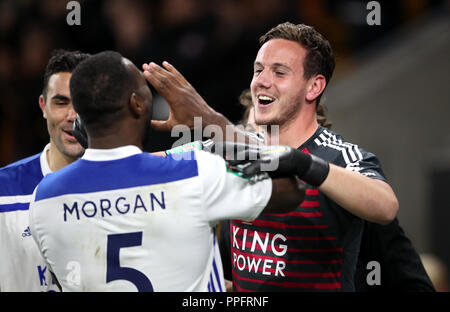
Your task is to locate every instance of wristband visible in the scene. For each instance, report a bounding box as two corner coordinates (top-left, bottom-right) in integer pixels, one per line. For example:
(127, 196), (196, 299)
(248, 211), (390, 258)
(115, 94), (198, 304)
(300, 153), (330, 187)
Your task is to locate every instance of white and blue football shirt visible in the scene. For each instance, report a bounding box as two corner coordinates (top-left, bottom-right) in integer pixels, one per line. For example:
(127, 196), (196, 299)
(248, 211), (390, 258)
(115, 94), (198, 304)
(0, 144), (59, 291)
(29, 145), (271, 292)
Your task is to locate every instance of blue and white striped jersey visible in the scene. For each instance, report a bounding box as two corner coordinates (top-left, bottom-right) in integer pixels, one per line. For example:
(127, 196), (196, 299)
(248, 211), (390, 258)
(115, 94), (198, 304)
(0, 144), (59, 291)
(29, 145), (271, 292)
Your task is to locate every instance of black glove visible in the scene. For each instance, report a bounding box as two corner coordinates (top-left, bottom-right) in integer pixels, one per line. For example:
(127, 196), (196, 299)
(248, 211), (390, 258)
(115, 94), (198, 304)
(72, 114), (88, 149)
(212, 142), (330, 187)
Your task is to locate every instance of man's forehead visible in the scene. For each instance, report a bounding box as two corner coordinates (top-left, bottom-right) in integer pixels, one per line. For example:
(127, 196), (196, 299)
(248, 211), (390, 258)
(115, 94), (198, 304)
(257, 39), (306, 60)
(46, 72), (71, 95)
(254, 40), (306, 73)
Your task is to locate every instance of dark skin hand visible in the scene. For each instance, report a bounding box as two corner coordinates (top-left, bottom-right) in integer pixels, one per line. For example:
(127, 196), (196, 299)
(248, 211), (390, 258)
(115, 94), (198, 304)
(143, 62), (221, 131)
(143, 62), (257, 144)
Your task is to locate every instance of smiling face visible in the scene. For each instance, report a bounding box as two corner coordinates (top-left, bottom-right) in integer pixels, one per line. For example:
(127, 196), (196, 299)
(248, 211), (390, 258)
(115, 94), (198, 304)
(39, 72), (84, 159)
(250, 39), (310, 128)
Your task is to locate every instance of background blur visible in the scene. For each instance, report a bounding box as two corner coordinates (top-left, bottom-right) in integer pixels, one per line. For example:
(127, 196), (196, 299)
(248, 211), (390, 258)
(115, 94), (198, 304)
(0, 0), (449, 289)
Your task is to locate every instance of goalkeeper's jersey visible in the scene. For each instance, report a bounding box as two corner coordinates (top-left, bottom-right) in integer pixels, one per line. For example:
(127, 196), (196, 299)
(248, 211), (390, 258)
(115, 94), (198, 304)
(29, 146), (272, 292)
(219, 126), (387, 292)
(0, 144), (59, 291)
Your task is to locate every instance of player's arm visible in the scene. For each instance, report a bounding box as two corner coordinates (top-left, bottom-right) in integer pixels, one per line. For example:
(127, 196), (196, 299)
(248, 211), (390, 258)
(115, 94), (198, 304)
(218, 142), (398, 224)
(265, 177), (305, 213)
(143, 61), (260, 145)
(319, 165), (398, 224)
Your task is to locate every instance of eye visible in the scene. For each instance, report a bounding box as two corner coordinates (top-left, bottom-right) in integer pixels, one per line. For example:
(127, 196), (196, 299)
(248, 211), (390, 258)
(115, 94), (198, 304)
(275, 71), (285, 77)
(254, 69), (262, 76)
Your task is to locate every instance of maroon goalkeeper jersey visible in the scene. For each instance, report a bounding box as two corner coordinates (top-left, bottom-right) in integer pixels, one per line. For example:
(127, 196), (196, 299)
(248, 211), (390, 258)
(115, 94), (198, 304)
(219, 125), (387, 291)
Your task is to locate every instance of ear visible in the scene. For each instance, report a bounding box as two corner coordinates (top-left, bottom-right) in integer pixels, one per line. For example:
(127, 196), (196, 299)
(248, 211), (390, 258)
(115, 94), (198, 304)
(39, 95), (47, 119)
(129, 92), (145, 118)
(305, 74), (327, 103)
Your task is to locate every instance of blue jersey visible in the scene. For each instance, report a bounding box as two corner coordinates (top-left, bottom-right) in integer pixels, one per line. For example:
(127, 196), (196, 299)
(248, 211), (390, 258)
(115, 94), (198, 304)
(0, 144), (59, 291)
(29, 145), (272, 291)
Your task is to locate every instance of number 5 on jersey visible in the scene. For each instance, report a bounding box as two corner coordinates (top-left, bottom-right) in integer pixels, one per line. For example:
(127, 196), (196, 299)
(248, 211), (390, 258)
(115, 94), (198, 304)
(106, 232), (154, 291)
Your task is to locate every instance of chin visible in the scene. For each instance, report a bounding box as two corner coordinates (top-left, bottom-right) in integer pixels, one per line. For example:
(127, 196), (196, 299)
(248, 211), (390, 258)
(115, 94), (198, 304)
(63, 144), (85, 159)
(255, 116), (277, 127)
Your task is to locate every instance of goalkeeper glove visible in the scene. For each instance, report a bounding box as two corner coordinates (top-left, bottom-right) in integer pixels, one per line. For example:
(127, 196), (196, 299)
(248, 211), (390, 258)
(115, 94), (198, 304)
(212, 142), (329, 187)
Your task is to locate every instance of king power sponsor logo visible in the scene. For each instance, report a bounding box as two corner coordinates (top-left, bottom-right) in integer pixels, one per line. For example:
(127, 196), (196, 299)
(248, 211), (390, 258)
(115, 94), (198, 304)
(231, 224), (288, 277)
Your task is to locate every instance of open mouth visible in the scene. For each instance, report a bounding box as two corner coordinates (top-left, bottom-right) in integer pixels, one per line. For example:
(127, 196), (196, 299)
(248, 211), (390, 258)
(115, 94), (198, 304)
(258, 95), (275, 106)
(63, 129), (76, 140)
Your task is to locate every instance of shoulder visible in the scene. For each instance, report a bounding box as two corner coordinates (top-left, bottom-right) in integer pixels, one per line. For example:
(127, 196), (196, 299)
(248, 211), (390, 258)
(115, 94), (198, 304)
(149, 151), (200, 181)
(35, 152), (202, 201)
(307, 127), (376, 165)
(0, 153), (43, 196)
(306, 127), (386, 180)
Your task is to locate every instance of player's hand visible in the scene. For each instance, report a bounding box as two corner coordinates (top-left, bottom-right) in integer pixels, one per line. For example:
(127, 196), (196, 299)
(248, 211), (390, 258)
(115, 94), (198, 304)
(212, 142), (297, 179)
(212, 142), (330, 186)
(142, 61), (218, 132)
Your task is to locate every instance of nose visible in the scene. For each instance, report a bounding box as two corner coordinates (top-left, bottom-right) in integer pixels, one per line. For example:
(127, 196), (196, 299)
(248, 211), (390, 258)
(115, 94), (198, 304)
(252, 69), (272, 89)
(67, 105), (77, 122)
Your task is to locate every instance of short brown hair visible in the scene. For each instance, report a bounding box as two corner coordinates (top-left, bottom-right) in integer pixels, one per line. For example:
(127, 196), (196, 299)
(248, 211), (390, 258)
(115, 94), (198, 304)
(259, 22), (335, 105)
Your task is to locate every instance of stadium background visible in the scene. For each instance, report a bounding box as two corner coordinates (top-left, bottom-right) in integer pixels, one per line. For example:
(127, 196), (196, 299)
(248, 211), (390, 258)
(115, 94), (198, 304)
(0, 0), (449, 287)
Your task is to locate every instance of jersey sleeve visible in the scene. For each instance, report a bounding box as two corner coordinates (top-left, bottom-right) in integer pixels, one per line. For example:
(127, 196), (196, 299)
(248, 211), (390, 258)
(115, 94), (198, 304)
(195, 150), (272, 224)
(28, 186), (53, 274)
(339, 145), (387, 182)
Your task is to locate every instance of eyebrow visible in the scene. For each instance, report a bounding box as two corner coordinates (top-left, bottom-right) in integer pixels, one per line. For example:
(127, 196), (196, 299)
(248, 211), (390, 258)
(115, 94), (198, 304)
(51, 94), (70, 101)
(254, 62), (292, 71)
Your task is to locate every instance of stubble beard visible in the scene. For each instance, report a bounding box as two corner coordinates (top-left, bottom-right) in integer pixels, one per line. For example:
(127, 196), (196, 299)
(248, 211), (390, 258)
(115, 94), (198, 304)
(256, 98), (302, 135)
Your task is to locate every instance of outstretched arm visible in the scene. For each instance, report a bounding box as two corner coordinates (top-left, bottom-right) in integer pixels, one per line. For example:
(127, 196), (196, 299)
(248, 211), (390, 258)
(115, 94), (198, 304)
(216, 142), (398, 225)
(320, 165), (398, 224)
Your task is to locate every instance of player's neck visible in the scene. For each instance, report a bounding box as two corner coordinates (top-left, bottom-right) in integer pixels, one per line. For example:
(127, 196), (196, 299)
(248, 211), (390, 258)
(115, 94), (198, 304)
(88, 136), (143, 150)
(88, 130), (143, 150)
(87, 120), (144, 150)
(47, 142), (77, 172)
(266, 109), (318, 149)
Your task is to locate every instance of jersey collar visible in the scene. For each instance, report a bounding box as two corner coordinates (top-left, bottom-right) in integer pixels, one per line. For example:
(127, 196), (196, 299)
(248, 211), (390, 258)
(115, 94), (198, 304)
(82, 145), (142, 161)
(40, 143), (52, 177)
(298, 125), (324, 150)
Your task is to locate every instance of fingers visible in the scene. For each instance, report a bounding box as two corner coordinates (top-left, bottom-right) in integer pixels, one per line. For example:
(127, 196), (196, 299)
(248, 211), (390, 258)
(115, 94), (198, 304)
(143, 62), (180, 96)
(161, 61), (191, 87)
(143, 61), (193, 92)
(142, 65), (162, 90)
